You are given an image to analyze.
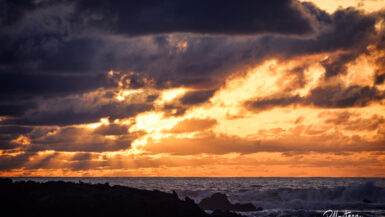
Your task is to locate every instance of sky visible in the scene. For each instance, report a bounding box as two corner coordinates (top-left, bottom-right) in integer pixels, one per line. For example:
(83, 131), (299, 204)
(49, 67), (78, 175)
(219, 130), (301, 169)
(1, 0), (385, 177)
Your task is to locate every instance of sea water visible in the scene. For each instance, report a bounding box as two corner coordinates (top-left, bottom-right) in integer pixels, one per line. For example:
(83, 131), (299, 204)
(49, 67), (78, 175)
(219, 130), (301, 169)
(9, 177), (385, 217)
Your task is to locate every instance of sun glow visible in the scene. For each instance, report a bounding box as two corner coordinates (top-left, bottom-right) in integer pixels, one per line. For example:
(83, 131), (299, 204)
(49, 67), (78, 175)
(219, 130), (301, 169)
(130, 112), (178, 133)
(300, 0), (385, 13)
(123, 55), (385, 154)
(11, 135), (31, 146)
(83, 117), (111, 129)
(155, 88), (189, 105)
(127, 112), (180, 154)
(116, 89), (143, 101)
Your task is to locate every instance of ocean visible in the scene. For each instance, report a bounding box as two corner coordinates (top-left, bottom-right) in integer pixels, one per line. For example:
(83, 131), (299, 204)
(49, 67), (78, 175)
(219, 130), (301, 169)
(9, 177), (385, 217)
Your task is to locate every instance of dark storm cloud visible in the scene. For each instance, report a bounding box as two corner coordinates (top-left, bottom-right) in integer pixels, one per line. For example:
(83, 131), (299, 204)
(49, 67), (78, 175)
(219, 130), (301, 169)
(245, 95), (302, 111)
(245, 85), (385, 111)
(0, 73), (110, 102)
(28, 126), (138, 152)
(0, 125), (33, 149)
(0, 152), (34, 170)
(146, 94), (159, 102)
(3, 0), (316, 34)
(376, 72), (385, 85)
(306, 85), (385, 108)
(119, 4), (378, 90)
(0, 125), (33, 135)
(323, 112), (385, 131)
(0, 101), (37, 116)
(2, 1), (382, 75)
(320, 53), (359, 78)
(2, 103), (153, 126)
(0, 123), (144, 154)
(141, 6), (382, 89)
(72, 153), (92, 161)
(0, 0), (67, 27)
(162, 103), (187, 117)
(74, 0), (315, 36)
(93, 124), (129, 135)
(375, 56), (385, 84)
(1, 1), (381, 102)
(179, 90), (216, 105)
(0, 0), (315, 100)
(159, 89), (216, 116)
(256, 7), (377, 58)
(0, 134), (18, 149)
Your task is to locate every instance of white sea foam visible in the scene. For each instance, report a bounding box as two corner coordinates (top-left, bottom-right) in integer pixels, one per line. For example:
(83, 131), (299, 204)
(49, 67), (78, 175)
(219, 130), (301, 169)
(236, 182), (385, 208)
(176, 182), (385, 210)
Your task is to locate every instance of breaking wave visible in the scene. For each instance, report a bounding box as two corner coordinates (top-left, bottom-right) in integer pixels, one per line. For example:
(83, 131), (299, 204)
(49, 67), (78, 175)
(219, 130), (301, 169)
(177, 182), (385, 210)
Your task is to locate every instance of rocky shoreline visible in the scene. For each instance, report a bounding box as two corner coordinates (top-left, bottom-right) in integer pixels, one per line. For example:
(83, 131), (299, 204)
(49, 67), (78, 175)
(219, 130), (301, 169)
(0, 178), (246, 217)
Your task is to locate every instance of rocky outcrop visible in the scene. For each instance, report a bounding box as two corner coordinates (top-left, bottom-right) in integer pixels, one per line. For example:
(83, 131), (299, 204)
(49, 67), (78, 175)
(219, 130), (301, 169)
(198, 193), (262, 212)
(0, 178), (244, 217)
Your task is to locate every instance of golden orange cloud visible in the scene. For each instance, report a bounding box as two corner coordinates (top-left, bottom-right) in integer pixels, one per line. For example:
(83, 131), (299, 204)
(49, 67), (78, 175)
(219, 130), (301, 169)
(3, 51), (385, 177)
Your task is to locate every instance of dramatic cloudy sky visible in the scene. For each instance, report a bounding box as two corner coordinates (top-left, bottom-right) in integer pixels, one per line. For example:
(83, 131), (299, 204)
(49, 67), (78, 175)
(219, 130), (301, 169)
(1, 0), (385, 177)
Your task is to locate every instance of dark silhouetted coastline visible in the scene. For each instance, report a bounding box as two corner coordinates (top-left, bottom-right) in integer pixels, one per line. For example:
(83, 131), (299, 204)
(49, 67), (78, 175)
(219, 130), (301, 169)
(0, 178), (245, 217)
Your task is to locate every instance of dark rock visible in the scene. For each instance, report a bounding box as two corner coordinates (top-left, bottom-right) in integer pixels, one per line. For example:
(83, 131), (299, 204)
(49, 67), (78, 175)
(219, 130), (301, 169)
(0, 178), (13, 185)
(363, 199), (373, 203)
(198, 193), (259, 212)
(0, 178), (211, 217)
(186, 196), (196, 204)
(199, 193), (233, 210)
(256, 206), (263, 211)
(172, 190), (178, 197)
